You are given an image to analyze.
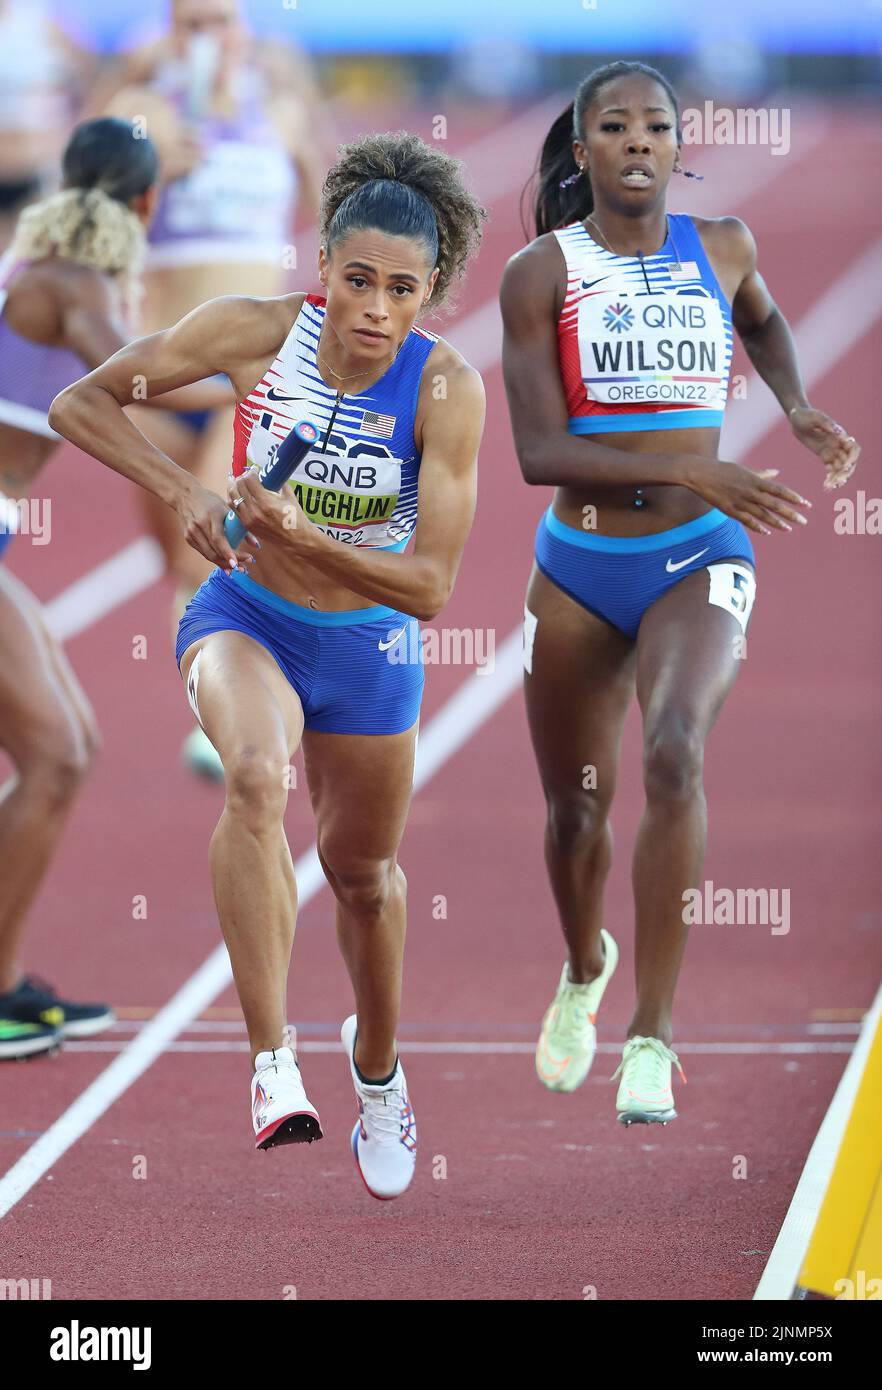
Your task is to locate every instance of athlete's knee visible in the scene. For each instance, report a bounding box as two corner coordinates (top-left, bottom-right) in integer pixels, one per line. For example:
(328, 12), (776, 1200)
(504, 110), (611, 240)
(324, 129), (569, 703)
(546, 789), (612, 849)
(643, 714), (705, 802)
(223, 744), (288, 828)
(17, 727), (92, 806)
(320, 850), (400, 919)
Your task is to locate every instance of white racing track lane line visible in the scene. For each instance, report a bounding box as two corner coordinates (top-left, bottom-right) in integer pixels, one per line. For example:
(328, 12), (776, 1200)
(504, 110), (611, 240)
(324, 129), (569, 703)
(753, 982), (882, 1301)
(44, 537), (166, 643)
(100, 1018), (863, 1036)
(61, 1040), (855, 1056)
(1, 158), (878, 1224)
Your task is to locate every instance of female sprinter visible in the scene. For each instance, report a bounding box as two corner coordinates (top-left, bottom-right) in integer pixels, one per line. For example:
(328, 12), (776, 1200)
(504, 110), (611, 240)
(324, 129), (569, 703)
(500, 62), (860, 1125)
(50, 134), (486, 1199)
(101, 0), (328, 779)
(0, 117), (232, 1060)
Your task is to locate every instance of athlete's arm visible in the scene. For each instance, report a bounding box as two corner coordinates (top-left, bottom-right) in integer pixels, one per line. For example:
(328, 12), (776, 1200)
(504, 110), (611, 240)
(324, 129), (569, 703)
(267, 92), (326, 217)
(48, 295), (283, 568)
(501, 237), (810, 533)
(717, 216), (860, 490)
(262, 43), (331, 216)
(230, 349), (485, 621)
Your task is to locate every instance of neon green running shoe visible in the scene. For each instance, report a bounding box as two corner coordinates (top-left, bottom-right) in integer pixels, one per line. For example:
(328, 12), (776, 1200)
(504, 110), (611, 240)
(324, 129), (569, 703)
(0, 1017), (62, 1061)
(611, 1035), (686, 1125)
(535, 928), (619, 1092)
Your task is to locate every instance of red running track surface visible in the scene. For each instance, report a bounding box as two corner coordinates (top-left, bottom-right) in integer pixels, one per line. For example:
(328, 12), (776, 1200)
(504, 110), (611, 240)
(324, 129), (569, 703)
(0, 100), (879, 1301)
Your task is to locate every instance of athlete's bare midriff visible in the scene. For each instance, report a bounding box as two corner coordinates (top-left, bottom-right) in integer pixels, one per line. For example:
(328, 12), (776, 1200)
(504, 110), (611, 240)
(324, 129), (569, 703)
(237, 528), (398, 614)
(553, 422), (722, 537)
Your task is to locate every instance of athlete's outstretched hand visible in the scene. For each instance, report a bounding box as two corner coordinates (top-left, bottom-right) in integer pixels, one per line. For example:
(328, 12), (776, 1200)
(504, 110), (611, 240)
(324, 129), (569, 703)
(788, 405), (860, 491)
(177, 482), (259, 571)
(685, 458), (812, 537)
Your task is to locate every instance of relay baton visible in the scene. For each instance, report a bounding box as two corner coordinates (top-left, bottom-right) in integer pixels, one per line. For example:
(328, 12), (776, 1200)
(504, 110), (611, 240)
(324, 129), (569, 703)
(223, 418), (320, 548)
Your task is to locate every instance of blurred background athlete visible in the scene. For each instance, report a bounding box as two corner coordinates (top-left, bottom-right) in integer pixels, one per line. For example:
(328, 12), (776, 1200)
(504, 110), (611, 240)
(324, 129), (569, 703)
(0, 0), (97, 250)
(100, 0), (329, 778)
(0, 118), (232, 1060)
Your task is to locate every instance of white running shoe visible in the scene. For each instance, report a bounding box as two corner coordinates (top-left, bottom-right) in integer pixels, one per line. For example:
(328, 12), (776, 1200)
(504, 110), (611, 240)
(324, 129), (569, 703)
(341, 1014), (416, 1200)
(251, 1033), (323, 1150)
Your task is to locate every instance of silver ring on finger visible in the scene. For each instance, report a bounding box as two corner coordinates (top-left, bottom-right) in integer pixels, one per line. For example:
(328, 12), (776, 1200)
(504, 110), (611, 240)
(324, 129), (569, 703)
(232, 496), (245, 509)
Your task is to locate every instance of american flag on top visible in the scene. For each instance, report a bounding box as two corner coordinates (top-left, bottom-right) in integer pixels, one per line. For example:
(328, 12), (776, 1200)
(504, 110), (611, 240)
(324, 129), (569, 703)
(358, 409), (396, 438)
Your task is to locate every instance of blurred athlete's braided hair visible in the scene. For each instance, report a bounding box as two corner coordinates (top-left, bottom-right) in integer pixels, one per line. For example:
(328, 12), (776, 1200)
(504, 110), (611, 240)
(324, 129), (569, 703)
(528, 61), (682, 238)
(320, 131), (486, 314)
(8, 119), (158, 313)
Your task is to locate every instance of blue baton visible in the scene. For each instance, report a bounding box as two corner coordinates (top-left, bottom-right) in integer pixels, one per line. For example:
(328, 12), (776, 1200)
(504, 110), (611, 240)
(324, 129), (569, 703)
(224, 418), (320, 548)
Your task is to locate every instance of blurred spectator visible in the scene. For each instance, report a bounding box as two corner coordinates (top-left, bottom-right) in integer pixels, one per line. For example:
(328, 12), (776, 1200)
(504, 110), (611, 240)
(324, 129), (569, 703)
(0, 0), (99, 248)
(92, 0), (333, 780)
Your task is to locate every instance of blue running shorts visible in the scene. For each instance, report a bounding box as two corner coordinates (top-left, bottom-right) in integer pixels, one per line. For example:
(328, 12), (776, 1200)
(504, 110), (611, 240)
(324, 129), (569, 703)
(175, 568), (424, 735)
(534, 506), (756, 641)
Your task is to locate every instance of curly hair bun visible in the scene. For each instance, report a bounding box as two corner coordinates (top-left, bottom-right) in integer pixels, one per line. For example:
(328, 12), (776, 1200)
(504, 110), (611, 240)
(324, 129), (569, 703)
(320, 131), (486, 313)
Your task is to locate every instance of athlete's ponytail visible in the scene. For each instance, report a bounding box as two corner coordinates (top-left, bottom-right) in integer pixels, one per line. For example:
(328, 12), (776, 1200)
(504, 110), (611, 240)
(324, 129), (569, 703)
(320, 132), (486, 313)
(530, 61), (682, 239)
(531, 101), (594, 238)
(8, 119), (158, 292)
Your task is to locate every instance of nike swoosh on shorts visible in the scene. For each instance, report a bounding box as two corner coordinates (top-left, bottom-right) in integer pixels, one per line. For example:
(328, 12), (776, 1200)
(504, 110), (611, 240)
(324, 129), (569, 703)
(665, 548), (709, 573)
(378, 628), (406, 651)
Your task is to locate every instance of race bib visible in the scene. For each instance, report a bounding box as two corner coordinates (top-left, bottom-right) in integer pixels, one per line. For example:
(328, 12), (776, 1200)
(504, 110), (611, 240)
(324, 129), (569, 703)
(578, 288), (727, 409)
(245, 418), (403, 547)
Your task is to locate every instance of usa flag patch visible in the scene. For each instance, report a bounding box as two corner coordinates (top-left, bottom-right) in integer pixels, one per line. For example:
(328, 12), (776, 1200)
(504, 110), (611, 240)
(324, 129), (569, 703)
(359, 410), (396, 438)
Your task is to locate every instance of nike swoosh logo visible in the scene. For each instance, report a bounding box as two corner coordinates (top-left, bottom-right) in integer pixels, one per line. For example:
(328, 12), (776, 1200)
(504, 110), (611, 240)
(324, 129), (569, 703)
(378, 628), (406, 651)
(265, 388), (308, 405)
(665, 548), (709, 573)
(581, 276), (613, 291)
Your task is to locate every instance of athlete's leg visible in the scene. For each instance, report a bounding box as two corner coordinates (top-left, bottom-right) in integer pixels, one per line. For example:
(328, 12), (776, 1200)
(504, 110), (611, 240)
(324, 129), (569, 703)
(0, 567), (98, 991)
(301, 721), (418, 1080)
(179, 632), (305, 1064)
(523, 564), (636, 981)
(630, 564), (755, 1044)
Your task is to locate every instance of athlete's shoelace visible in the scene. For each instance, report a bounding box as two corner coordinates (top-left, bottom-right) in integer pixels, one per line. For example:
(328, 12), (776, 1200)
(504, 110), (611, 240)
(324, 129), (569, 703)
(360, 1082), (409, 1144)
(610, 1035), (686, 1086)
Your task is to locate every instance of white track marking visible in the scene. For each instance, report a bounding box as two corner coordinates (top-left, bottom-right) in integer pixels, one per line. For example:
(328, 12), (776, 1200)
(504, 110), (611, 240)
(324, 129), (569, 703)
(2, 165), (879, 1224)
(753, 981), (882, 1300)
(44, 538), (166, 643)
(101, 1018), (862, 1037)
(61, 1040), (854, 1056)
